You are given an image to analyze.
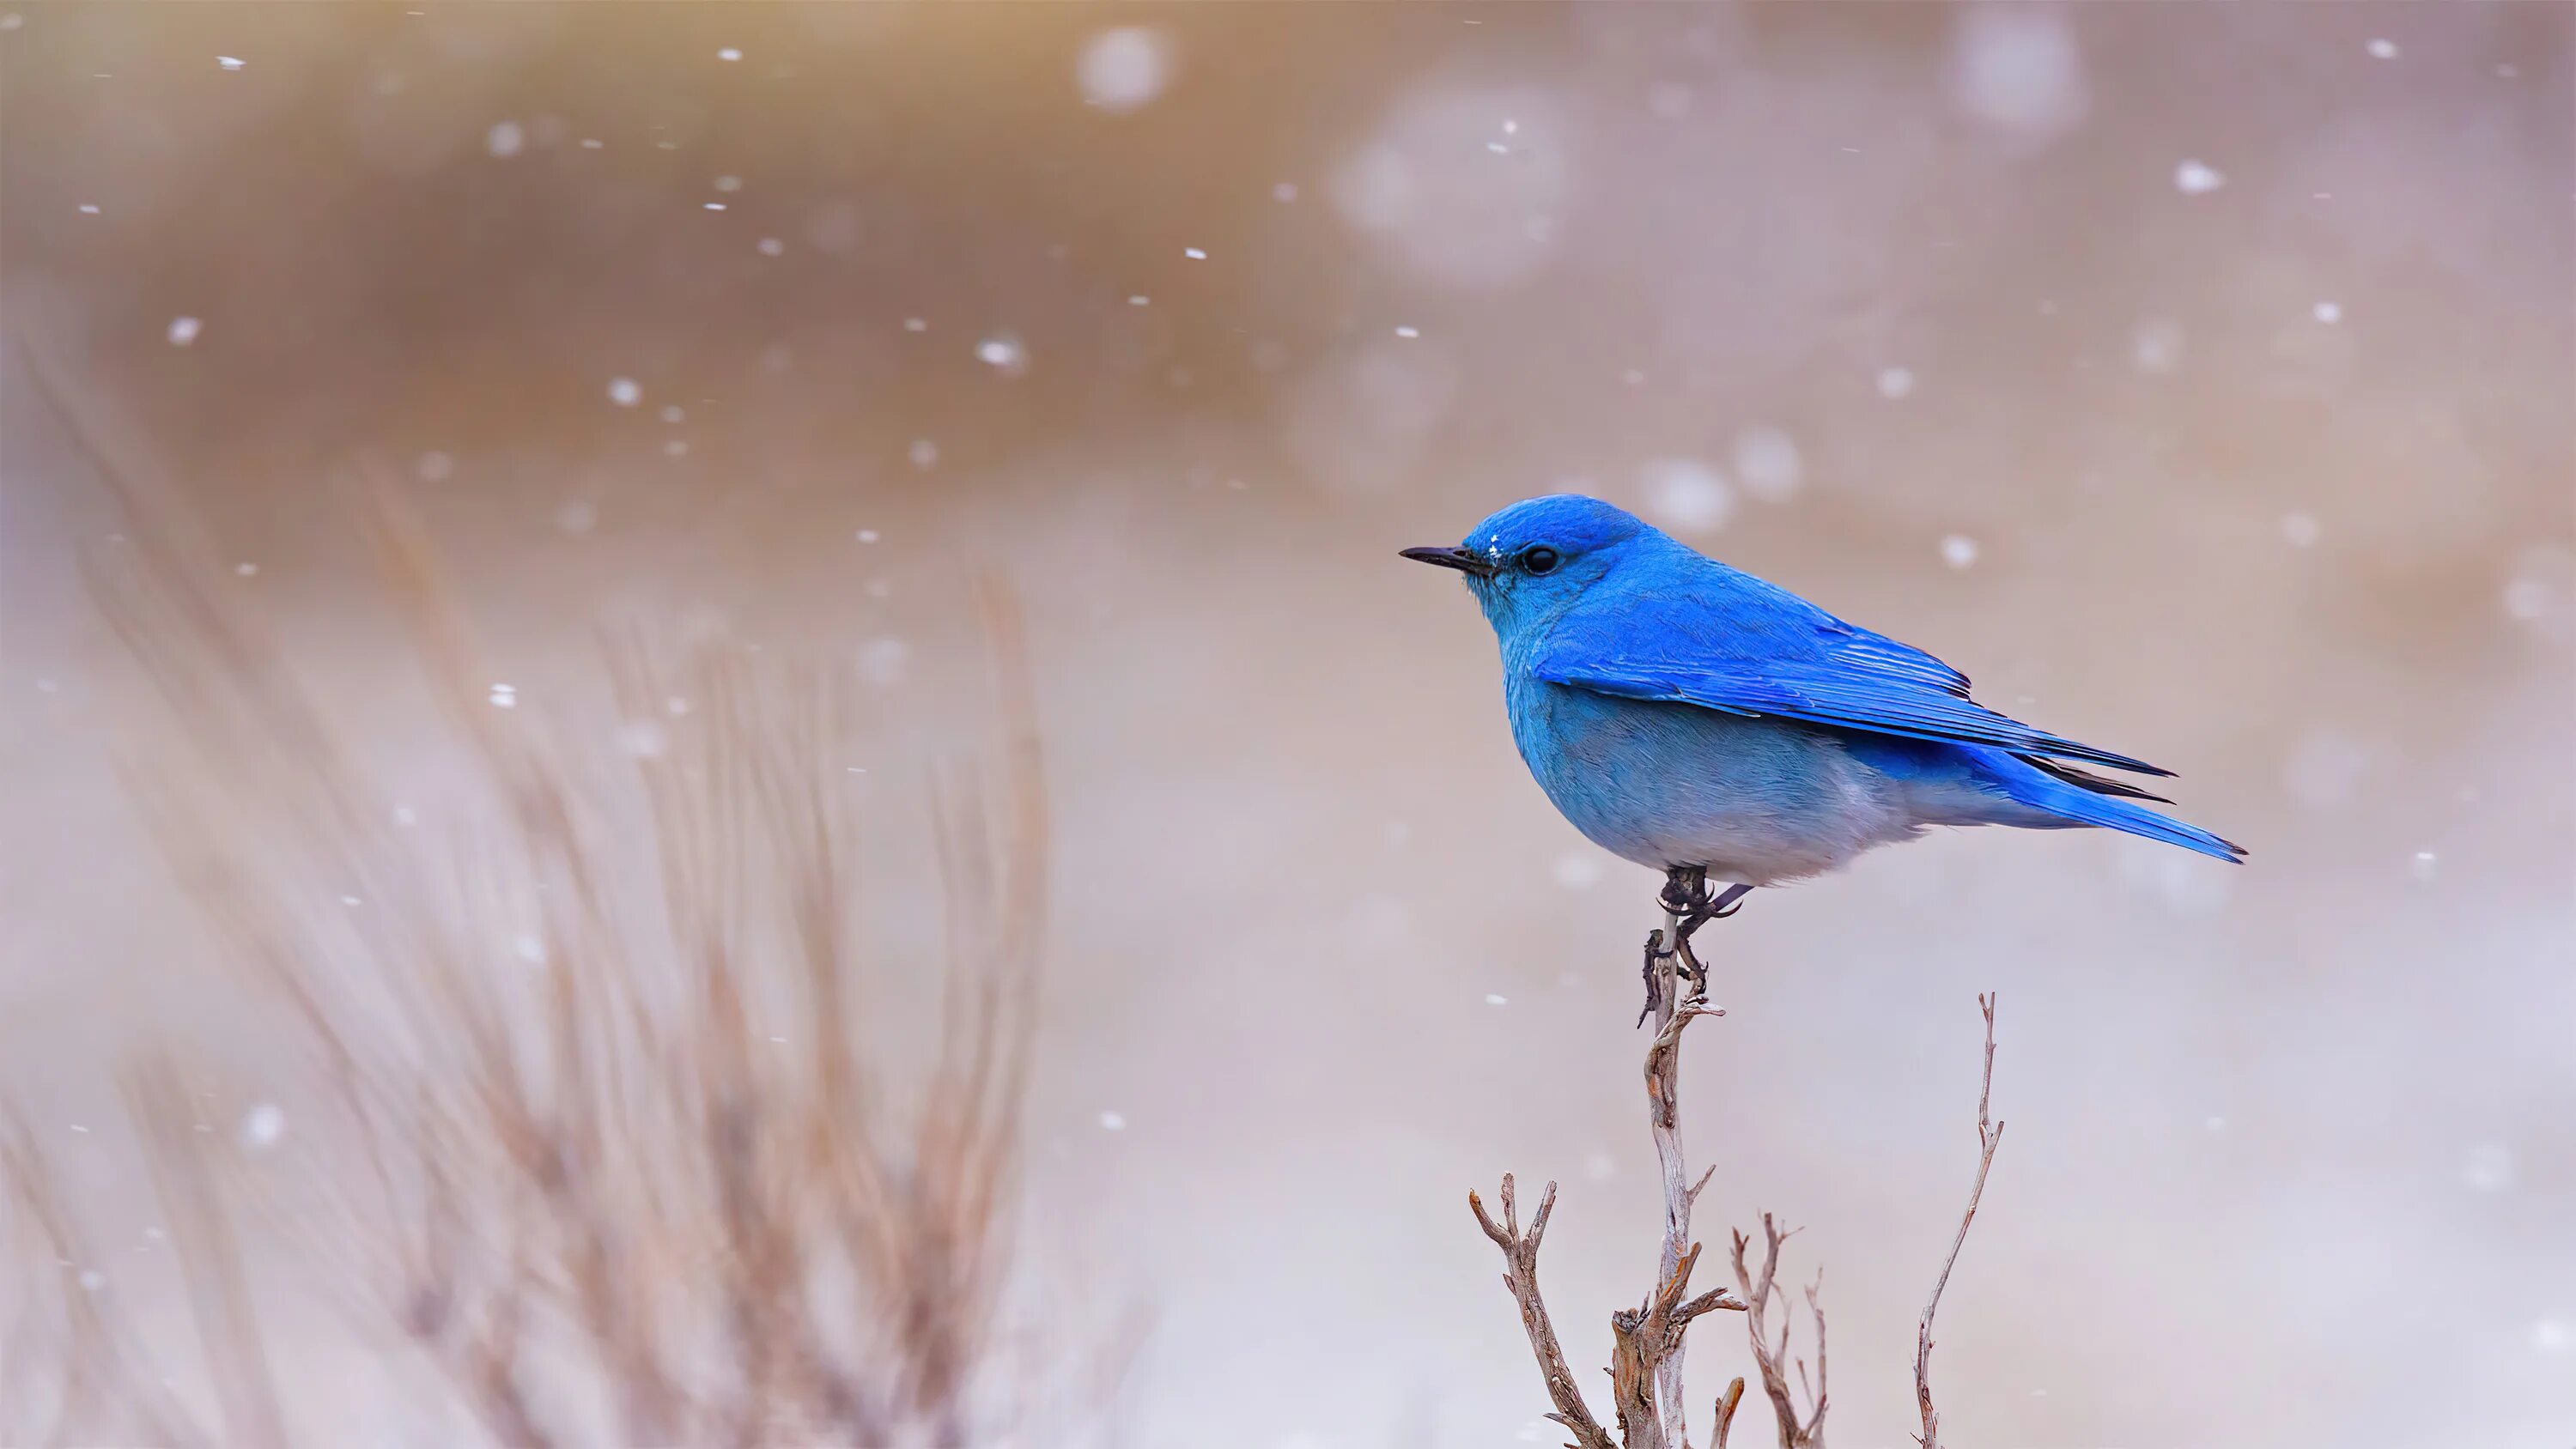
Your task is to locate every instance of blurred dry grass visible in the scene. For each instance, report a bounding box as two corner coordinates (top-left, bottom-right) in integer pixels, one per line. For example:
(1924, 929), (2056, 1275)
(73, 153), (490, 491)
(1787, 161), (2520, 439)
(1, 345), (1121, 1446)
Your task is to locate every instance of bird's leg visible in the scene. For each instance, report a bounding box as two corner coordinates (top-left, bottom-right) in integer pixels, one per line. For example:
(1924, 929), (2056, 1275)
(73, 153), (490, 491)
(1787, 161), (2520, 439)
(1659, 872), (1753, 1007)
(1635, 867), (1709, 1025)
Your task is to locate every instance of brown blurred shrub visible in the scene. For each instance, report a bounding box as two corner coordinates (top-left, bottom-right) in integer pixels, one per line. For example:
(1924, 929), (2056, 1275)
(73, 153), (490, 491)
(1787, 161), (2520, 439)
(3, 349), (1116, 1446)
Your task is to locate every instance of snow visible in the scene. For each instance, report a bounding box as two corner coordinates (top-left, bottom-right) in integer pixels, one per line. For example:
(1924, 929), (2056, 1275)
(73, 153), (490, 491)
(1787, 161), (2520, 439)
(908, 439), (939, 470)
(1940, 534), (1980, 569)
(756, 236), (785, 256)
(2131, 318), (2187, 373)
(1484, 993), (1509, 1007)
(975, 334), (1028, 373)
(1876, 367), (1917, 399)
(2279, 512), (2321, 548)
(1948, 5), (2087, 139)
(167, 316), (201, 346)
(1732, 425), (1804, 502)
(2172, 159), (2226, 195)
(2366, 38), (2399, 60)
(716, 46), (743, 63)
(1097, 1110), (1127, 1131)
(240, 1103), (286, 1149)
(1077, 27), (1174, 112)
(486, 120), (526, 159)
(2312, 300), (2343, 324)
(216, 55), (245, 71)
(1638, 458), (1733, 534)
(1183, 246), (1207, 260)
(606, 377), (641, 407)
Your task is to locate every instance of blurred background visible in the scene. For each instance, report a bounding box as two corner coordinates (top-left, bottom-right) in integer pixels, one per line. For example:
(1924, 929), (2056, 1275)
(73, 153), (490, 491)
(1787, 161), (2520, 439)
(3, 3), (2571, 1446)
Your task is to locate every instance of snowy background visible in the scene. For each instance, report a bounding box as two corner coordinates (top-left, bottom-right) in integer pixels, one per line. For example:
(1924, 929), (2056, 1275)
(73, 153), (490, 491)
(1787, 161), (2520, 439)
(3, 4), (2572, 1446)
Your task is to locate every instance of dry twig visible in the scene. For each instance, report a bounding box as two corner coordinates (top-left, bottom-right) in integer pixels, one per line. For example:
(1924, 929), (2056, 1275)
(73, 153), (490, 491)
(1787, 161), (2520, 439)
(1467, 904), (1744, 1449)
(1724, 1215), (1826, 1449)
(1915, 993), (2005, 1449)
(3, 330), (1124, 1444)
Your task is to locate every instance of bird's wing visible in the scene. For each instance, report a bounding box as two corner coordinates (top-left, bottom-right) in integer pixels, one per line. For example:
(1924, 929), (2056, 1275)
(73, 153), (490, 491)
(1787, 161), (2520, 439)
(1529, 561), (2173, 777)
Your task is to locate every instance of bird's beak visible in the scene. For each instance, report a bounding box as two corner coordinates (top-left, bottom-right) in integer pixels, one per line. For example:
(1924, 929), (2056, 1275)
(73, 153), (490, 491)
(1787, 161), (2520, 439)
(1400, 545), (1495, 578)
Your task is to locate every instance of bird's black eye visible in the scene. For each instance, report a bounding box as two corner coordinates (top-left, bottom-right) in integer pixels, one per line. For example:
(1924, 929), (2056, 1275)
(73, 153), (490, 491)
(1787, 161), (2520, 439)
(1519, 545), (1561, 575)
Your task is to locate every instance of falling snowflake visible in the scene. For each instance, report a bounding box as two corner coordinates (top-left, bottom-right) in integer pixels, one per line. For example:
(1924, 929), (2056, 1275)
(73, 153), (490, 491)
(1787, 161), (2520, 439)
(2365, 38), (2399, 59)
(2172, 159), (2226, 195)
(975, 334), (1028, 373)
(216, 55), (245, 70)
(1638, 458), (1733, 534)
(486, 120), (526, 158)
(1941, 534), (1981, 569)
(2312, 300), (2343, 324)
(2279, 512), (2321, 548)
(716, 46), (743, 62)
(606, 377), (641, 407)
(1732, 425), (1804, 503)
(1097, 1110), (1127, 1131)
(1484, 993), (1509, 1007)
(908, 439), (939, 470)
(240, 1103), (286, 1149)
(1876, 367), (1917, 400)
(167, 316), (202, 347)
(2132, 318), (2187, 374)
(1076, 26), (1173, 112)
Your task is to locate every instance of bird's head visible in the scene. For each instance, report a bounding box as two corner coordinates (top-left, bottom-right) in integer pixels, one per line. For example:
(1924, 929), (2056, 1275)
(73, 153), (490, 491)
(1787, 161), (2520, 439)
(1401, 494), (1649, 635)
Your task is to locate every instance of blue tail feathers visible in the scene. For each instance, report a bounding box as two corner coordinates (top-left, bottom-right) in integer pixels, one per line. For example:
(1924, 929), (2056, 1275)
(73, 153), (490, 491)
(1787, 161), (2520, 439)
(1989, 754), (2246, 863)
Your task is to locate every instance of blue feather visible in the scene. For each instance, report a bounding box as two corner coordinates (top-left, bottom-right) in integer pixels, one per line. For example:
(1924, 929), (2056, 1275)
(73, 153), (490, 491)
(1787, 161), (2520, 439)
(1407, 494), (2244, 885)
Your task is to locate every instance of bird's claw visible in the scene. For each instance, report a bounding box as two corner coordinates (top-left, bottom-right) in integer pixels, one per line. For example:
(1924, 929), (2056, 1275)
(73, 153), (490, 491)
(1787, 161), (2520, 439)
(1639, 866), (1751, 1025)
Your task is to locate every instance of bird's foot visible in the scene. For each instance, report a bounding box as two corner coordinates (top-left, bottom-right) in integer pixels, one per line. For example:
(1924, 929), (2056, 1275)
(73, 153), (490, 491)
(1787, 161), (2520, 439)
(1645, 870), (1753, 1022)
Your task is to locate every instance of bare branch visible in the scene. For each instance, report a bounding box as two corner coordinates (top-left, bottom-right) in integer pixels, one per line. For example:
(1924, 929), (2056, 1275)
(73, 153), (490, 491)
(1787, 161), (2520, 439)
(1728, 1215), (1826, 1449)
(1712, 1376), (1747, 1449)
(1468, 1176), (1617, 1449)
(1639, 912), (1728, 1443)
(1916, 993), (2006, 1449)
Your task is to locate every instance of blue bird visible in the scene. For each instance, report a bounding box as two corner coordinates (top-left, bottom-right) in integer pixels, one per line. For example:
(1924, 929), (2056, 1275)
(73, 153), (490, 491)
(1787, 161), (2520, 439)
(1404, 495), (2242, 1008)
